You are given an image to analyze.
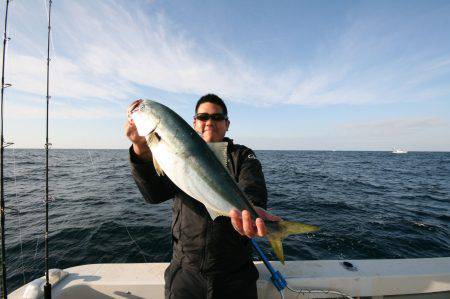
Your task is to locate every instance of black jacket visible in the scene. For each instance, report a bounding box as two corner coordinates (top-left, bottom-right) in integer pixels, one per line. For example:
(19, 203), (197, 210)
(130, 138), (268, 279)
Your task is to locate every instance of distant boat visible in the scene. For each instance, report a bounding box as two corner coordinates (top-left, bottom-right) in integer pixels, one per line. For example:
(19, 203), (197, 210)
(392, 148), (408, 154)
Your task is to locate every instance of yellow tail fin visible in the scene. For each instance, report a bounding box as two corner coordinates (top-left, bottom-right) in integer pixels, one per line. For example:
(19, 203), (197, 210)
(266, 220), (319, 264)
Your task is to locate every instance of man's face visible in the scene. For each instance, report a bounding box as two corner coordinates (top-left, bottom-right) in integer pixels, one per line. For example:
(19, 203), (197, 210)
(193, 102), (230, 143)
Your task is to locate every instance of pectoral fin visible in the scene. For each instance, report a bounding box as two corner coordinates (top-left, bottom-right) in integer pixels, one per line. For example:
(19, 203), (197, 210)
(152, 156), (164, 176)
(146, 132), (164, 176)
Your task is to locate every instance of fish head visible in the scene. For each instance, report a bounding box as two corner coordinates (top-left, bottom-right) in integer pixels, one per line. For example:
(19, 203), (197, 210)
(131, 100), (161, 136)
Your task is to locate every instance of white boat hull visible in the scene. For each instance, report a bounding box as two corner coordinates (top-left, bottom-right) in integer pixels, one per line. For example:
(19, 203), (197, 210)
(10, 258), (450, 299)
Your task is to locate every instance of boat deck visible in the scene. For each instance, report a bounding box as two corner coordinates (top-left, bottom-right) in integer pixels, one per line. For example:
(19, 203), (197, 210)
(10, 257), (450, 299)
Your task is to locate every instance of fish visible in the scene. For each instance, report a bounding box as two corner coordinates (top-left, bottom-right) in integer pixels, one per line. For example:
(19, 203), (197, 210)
(131, 99), (319, 263)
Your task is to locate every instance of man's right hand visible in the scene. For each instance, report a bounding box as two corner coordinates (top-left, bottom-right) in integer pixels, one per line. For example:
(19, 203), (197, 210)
(125, 99), (152, 161)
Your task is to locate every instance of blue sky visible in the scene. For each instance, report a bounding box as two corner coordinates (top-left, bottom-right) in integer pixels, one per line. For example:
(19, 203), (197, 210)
(2, 0), (449, 150)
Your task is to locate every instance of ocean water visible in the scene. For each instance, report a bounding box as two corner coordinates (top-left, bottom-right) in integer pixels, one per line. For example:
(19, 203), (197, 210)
(2, 149), (450, 292)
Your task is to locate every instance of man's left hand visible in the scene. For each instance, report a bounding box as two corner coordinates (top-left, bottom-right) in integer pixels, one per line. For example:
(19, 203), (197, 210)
(229, 207), (281, 238)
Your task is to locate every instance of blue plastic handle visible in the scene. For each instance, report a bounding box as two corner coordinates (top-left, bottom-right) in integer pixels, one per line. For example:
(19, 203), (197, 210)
(251, 239), (287, 291)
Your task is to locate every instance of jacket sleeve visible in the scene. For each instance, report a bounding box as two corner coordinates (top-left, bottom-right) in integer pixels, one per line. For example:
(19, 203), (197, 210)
(236, 148), (268, 209)
(129, 146), (177, 204)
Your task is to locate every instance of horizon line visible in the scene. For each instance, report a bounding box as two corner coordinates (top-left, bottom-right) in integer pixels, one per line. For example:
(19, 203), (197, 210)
(5, 147), (450, 153)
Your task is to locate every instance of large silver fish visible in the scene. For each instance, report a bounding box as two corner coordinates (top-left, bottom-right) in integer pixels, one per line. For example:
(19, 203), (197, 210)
(132, 99), (318, 263)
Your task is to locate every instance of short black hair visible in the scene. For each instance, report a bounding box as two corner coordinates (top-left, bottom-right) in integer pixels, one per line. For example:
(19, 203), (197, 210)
(195, 94), (228, 116)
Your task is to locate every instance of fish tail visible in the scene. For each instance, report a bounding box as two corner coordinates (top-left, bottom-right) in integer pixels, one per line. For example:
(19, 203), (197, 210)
(266, 220), (319, 264)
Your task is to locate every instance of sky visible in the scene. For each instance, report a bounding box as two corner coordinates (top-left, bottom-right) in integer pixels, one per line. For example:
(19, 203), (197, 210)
(1, 0), (450, 150)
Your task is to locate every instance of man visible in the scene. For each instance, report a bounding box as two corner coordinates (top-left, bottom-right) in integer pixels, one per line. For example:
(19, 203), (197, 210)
(125, 94), (279, 299)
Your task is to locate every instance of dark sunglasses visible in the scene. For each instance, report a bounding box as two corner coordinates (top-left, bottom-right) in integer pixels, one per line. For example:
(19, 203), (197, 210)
(195, 113), (228, 122)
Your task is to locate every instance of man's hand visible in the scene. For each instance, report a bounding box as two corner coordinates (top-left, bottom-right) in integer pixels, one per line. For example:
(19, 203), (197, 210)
(229, 207), (281, 238)
(125, 99), (152, 161)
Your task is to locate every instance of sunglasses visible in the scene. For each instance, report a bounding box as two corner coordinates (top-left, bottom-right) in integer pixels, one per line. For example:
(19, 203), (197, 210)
(195, 113), (228, 122)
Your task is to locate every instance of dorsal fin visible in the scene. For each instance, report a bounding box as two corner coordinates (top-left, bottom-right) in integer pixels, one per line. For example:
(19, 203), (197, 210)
(207, 142), (228, 168)
(205, 206), (227, 220)
(205, 142), (229, 220)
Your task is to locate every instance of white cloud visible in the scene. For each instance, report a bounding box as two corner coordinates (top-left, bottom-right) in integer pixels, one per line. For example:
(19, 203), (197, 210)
(341, 117), (448, 137)
(6, 98), (122, 120)
(5, 0), (450, 112)
(236, 117), (450, 151)
(1, 1), (448, 149)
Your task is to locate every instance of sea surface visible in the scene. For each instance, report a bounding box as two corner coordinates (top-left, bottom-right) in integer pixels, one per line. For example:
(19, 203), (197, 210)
(2, 149), (450, 292)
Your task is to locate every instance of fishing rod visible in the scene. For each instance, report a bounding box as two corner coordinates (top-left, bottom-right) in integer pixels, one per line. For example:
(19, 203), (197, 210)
(44, 0), (53, 298)
(0, 0), (11, 297)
